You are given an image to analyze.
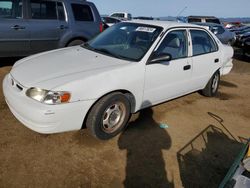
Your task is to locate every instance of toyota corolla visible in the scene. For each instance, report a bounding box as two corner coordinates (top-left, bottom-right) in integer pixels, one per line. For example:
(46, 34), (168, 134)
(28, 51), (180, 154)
(3, 20), (234, 140)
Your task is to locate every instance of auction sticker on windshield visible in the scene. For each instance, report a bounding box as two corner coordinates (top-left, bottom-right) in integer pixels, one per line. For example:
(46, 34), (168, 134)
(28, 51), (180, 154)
(136, 27), (156, 33)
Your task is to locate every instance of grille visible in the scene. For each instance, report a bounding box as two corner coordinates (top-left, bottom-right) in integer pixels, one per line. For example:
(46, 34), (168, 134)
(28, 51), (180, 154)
(10, 77), (24, 92)
(16, 84), (23, 91)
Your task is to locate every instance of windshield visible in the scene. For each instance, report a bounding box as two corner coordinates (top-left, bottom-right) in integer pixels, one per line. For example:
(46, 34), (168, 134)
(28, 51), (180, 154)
(83, 22), (163, 61)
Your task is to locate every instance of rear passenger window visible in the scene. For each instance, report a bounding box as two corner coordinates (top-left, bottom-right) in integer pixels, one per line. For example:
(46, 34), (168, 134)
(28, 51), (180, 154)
(111, 13), (124, 18)
(188, 18), (201, 23)
(0, 0), (22, 19)
(190, 30), (217, 56)
(31, 0), (57, 19)
(206, 18), (220, 24)
(71, 4), (93, 21)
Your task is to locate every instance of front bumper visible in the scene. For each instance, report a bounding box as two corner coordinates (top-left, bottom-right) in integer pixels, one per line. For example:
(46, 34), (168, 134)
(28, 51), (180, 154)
(3, 74), (95, 134)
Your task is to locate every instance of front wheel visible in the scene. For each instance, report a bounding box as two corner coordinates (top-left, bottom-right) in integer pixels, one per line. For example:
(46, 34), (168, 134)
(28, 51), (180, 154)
(86, 92), (131, 140)
(201, 71), (220, 97)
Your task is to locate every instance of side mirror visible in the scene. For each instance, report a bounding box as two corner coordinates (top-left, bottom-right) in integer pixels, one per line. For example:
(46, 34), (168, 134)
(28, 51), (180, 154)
(149, 53), (172, 64)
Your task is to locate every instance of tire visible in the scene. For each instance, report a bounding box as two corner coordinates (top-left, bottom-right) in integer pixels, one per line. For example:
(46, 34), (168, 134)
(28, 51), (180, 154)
(86, 92), (131, 140)
(201, 71), (220, 97)
(67, 39), (84, 47)
(244, 49), (250, 58)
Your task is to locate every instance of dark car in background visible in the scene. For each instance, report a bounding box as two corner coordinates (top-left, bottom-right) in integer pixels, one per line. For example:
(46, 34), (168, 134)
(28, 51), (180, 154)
(243, 37), (250, 57)
(234, 26), (250, 47)
(224, 22), (243, 29)
(0, 0), (103, 57)
(187, 16), (221, 24)
(229, 25), (250, 33)
(193, 22), (236, 45)
(133, 16), (154, 20)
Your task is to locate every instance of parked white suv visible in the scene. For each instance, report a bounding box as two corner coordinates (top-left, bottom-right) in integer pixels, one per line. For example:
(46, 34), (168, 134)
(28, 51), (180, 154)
(3, 21), (234, 140)
(110, 12), (132, 20)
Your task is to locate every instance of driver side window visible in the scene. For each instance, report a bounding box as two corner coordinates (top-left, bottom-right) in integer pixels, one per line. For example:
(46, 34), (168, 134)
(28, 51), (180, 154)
(155, 30), (188, 60)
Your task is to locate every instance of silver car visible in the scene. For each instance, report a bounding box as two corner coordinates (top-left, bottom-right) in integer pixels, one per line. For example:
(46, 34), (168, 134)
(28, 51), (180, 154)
(0, 0), (102, 57)
(192, 22), (236, 45)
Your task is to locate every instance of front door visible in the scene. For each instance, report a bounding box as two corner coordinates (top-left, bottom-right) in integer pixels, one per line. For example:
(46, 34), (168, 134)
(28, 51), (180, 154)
(0, 0), (30, 57)
(143, 29), (192, 106)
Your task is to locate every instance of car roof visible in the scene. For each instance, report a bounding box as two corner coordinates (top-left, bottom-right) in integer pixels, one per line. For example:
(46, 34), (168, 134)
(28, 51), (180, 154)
(127, 20), (205, 30)
(110, 12), (129, 15)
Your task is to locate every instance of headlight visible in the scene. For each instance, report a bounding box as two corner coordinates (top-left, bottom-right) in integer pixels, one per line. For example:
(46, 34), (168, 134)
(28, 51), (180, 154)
(26, 87), (71, 105)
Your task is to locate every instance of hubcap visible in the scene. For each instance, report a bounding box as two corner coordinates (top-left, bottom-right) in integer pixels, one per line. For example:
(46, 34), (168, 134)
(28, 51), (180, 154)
(212, 74), (219, 93)
(102, 102), (126, 134)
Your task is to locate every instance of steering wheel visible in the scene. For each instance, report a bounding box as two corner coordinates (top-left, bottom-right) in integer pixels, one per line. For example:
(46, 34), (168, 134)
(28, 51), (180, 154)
(112, 30), (127, 45)
(132, 42), (148, 52)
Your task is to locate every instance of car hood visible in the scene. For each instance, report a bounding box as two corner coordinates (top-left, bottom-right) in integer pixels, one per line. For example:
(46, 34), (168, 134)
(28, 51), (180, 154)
(11, 46), (129, 87)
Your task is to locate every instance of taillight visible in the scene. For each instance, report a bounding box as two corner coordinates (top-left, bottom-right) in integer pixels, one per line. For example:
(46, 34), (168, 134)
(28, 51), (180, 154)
(99, 23), (103, 32)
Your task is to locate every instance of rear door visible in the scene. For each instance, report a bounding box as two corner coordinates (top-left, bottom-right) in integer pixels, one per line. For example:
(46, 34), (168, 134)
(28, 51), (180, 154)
(189, 29), (221, 90)
(27, 0), (66, 53)
(0, 0), (30, 57)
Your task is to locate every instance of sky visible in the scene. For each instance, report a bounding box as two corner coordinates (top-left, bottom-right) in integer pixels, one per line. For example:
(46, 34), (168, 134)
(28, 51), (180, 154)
(91, 0), (250, 18)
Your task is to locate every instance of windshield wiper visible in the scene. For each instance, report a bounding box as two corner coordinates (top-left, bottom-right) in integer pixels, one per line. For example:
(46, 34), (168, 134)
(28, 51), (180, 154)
(81, 42), (95, 50)
(82, 44), (133, 61)
(95, 48), (124, 59)
(82, 44), (118, 57)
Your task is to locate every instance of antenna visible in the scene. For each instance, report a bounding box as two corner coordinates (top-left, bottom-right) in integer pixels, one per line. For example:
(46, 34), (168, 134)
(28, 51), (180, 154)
(176, 6), (187, 17)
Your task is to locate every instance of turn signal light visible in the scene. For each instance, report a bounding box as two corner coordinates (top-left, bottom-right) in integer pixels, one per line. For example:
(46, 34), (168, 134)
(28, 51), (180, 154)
(61, 93), (71, 103)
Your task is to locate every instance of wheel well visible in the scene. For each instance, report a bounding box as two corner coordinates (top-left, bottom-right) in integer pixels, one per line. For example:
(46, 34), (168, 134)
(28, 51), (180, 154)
(65, 37), (88, 47)
(216, 68), (221, 76)
(81, 90), (136, 129)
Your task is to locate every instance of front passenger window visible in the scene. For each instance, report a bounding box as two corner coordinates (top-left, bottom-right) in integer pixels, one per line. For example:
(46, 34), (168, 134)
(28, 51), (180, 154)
(155, 30), (188, 60)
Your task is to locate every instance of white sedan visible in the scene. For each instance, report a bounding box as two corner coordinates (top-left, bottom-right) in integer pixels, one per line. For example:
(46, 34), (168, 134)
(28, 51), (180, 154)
(3, 20), (234, 140)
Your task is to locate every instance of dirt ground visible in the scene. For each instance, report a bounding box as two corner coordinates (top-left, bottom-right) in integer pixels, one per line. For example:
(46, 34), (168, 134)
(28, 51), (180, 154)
(0, 52), (249, 188)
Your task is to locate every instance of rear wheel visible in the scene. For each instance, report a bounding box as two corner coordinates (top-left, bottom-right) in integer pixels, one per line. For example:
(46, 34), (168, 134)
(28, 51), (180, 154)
(201, 71), (220, 97)
(86, 92), (131, 140)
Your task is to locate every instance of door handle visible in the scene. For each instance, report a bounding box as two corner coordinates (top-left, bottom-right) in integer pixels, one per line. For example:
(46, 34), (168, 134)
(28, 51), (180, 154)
(183, 65), (191, 71)
(57, 25), (68, 30)
(214, 58), (219, 63)
(11, 25), (26, 30)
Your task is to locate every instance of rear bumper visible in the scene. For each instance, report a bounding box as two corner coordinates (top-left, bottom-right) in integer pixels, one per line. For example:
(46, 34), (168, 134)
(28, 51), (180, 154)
(3, 74), (94, 134)
(221, 59), (233, 76)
